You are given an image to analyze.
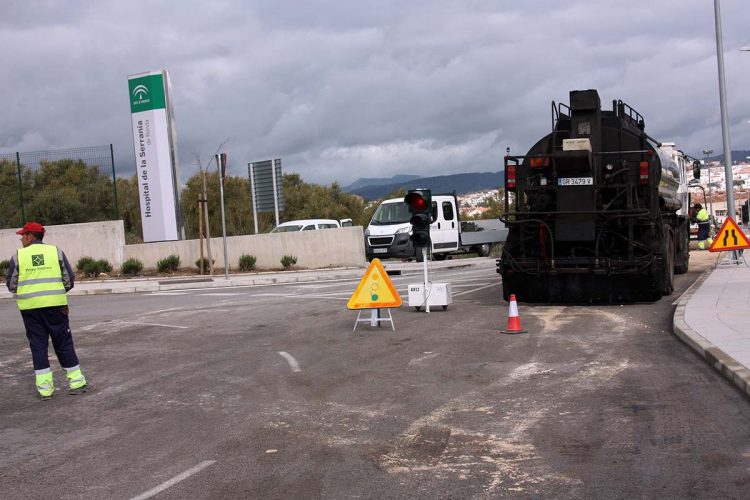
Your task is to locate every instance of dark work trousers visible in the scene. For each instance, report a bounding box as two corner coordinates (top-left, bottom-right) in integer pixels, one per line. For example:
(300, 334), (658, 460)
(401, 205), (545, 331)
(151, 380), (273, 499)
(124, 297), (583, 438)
(20, 306), (80, 371)
(697, 221), (711, 241)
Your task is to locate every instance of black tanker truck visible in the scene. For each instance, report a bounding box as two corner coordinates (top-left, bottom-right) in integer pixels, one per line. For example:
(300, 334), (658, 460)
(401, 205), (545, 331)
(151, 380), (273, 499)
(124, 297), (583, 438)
(497, 89), (694, 303)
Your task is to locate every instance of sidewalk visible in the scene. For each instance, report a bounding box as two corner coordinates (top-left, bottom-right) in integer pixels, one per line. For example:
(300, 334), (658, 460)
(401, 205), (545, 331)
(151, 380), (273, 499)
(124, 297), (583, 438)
(674, 252), (750, 398)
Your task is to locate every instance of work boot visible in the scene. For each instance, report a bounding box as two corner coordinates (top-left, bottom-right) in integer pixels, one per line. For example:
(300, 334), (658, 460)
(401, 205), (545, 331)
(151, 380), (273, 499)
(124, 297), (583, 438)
(68, 384), (93, 395)
(63, 365), (87, 393)
(40, 393), (53, 401)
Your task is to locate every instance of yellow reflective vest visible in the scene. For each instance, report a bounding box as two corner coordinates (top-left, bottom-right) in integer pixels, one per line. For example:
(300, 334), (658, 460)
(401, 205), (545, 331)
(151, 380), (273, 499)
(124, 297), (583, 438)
(696, 208), (709, 223)
(15, 244), (67, 310)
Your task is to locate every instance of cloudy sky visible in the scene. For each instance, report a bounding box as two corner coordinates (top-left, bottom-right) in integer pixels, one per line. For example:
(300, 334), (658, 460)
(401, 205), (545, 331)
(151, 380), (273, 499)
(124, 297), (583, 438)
(2, 0), (749, 186)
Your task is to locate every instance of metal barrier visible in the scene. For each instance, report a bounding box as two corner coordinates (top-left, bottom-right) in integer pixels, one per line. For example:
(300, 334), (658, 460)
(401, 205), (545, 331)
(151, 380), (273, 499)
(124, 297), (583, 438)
(0, 145), (118, 229)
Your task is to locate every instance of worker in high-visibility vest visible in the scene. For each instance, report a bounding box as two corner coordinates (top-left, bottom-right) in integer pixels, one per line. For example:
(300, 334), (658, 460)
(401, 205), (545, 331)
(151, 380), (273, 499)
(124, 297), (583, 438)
(5, 222), (91, 400)
(693, 203), (713, 250)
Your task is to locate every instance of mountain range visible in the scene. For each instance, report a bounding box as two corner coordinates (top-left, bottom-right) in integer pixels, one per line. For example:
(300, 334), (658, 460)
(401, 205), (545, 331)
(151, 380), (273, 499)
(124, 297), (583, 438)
(706, 150), (750, 163)
(342, 151), (750, 200)
(343, 171), (503, 200)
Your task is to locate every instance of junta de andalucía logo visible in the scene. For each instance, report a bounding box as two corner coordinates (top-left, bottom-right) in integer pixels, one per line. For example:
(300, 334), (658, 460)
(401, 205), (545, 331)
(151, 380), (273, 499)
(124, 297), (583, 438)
(132, 84), (149, 100)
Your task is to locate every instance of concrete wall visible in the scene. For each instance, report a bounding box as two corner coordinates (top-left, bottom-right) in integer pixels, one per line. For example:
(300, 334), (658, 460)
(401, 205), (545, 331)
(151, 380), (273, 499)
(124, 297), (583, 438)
(0, 221), (126, 267)
(1, 220), (366, 271)
(124, 226), (367, 270)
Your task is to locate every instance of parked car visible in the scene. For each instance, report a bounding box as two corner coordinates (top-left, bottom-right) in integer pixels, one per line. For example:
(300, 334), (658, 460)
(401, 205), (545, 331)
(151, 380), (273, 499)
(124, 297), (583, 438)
(271, 219), (345, 232)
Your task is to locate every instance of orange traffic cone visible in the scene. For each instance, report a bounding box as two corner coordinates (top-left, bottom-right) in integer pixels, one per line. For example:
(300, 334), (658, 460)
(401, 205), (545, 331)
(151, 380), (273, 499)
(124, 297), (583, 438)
(502, 294), (527, 334)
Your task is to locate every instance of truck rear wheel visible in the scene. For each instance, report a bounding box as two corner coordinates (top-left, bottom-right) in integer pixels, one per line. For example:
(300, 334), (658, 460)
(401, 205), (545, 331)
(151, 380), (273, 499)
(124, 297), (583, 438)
(674, 220), (690, 274)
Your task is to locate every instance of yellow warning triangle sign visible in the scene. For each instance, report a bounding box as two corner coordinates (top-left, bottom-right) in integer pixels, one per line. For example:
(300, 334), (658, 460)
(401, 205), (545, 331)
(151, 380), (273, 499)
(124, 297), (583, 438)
(709, 216), (750, 252)
(347, 258), (402, 310)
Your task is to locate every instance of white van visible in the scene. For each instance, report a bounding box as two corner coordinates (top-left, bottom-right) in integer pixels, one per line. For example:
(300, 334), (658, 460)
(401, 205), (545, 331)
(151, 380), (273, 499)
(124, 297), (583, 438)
(271, 219), (343, 233)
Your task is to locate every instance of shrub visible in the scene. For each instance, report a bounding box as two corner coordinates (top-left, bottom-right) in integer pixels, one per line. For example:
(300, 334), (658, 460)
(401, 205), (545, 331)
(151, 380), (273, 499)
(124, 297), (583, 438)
(0, 260), (9, 277)
(280, 254), (297, 269)
(157, 254), (180, 273)
(195, 257), (214, 270)
(121, 258), (143, 276)
(238, 254), (257, 272)
(82, 259), (113, 278)
(76, 256), (95, 272)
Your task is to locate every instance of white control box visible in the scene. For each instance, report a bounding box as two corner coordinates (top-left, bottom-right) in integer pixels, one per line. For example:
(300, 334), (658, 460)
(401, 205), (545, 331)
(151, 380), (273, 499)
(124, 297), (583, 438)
(408, 282), (452, 310)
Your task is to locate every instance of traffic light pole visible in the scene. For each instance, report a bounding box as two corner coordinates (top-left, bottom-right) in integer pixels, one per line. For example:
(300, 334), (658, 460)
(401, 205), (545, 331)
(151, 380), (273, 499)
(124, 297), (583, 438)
(422, 250), (430, 313)
(404, 188), (433, 313)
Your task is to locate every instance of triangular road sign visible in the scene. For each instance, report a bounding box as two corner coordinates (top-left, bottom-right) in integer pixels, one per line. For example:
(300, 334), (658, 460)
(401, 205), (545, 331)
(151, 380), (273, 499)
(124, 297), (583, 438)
(709, 216), (750, 252)
(347, 258), (402, 310)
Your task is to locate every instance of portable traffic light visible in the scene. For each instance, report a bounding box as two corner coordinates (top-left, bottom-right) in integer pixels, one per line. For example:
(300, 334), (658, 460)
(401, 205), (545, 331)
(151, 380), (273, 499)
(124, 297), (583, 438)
(404, 189), (432, 247)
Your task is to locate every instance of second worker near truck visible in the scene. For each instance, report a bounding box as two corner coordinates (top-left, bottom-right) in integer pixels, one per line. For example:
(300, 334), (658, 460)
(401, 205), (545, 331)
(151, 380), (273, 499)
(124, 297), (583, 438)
(693, 203), (713, 250)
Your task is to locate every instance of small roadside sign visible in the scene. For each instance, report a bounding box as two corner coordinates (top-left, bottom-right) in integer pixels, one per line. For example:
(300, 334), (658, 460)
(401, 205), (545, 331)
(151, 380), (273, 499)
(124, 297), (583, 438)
(347, 259), (402, 309)
(709, 217), (750, 252)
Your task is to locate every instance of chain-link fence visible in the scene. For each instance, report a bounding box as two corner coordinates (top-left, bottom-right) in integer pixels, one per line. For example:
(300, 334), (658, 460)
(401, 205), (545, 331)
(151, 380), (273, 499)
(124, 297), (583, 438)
(0, 145), (119, 229)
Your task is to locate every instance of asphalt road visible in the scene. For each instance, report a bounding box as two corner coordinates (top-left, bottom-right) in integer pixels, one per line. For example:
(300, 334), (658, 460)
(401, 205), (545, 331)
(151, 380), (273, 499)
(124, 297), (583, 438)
(2, 253), (749, 499)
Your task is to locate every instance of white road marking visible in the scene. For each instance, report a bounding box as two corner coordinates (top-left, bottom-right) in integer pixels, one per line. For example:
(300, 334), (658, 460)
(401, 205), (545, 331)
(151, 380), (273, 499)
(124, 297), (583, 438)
(149, 292), (190, 296)
(452, 282), (502, 297)
(278, 351), (302, 372)
(130, 460), (216, 500)
(117, 320), (189, 330)
(408, 352), (440, 365)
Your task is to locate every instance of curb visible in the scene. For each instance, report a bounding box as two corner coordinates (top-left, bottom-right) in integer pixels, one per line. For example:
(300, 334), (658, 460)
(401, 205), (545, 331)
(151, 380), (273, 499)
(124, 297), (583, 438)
(672, 266), (750, 398)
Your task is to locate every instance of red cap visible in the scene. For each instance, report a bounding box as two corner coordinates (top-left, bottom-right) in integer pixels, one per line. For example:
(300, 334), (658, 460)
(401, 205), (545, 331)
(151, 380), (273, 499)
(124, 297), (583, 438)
(16, 222), (45, 235)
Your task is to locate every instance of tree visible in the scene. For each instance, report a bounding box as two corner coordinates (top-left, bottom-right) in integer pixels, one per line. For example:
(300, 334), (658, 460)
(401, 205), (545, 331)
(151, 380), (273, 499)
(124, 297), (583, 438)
(0, 159), (22, 228)
(116, 175), (144, 243)
(277, 173), (366, 228)
(180, 171), (255, 239)
(475, 188), (506, 219)
(23, 159), (116, 226)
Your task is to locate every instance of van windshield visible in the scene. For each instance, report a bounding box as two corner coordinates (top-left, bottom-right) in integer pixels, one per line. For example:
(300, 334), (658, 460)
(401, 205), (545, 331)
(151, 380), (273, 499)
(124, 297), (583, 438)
(371, 202), (411, 225)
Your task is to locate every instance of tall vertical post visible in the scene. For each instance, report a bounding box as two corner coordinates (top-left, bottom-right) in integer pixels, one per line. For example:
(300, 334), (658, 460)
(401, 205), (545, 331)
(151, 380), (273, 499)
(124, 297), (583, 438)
(216, 154), (229, 279)
(423, 250), (430, 314)
(110, 144), (120, 220)
(271, 159), (280, 228)
(15, 152), (25, 224)
(198, 200), (204, 274)
(703, 149), (714, 218)
(250, 163), (259, 234)
(713, 0), (735, 219)
(202, 170), (214, 275)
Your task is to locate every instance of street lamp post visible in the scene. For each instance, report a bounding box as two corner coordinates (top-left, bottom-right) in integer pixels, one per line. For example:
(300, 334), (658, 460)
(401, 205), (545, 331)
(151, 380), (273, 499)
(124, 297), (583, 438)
(712, 0), (736, 221)
(703, 149), (714, 218)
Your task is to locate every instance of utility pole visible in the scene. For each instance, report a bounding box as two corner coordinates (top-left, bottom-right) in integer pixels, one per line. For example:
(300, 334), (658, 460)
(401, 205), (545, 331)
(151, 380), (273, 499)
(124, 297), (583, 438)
(216, 153), (229, 280)
(703, 149), (714, 218)
(712, 0), (735, 219)
(202, 169), (214, 275)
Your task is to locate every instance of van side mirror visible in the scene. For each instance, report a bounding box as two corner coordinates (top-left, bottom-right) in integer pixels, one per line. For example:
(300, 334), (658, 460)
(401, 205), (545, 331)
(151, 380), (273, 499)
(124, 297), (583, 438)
(693, 160), (701, 180)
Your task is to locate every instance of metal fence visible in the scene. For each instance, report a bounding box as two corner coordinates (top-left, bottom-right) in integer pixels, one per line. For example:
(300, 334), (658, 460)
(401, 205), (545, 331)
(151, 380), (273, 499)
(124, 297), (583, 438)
(0, 145), (119, 229)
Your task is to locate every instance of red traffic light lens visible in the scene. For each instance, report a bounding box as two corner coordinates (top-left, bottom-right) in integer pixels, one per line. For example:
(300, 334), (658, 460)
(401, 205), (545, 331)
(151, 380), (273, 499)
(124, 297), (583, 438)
(405, 193), (427, 210)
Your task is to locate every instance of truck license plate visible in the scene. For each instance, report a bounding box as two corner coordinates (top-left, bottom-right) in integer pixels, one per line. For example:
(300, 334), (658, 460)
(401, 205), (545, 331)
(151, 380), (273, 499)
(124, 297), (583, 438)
(373, 248), (388, 253)
(558, 177), (593, 186)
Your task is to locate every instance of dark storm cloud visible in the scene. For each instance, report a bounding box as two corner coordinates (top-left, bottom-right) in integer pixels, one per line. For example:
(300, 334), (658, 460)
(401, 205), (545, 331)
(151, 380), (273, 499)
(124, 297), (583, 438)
(1, 0), (748, 185)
